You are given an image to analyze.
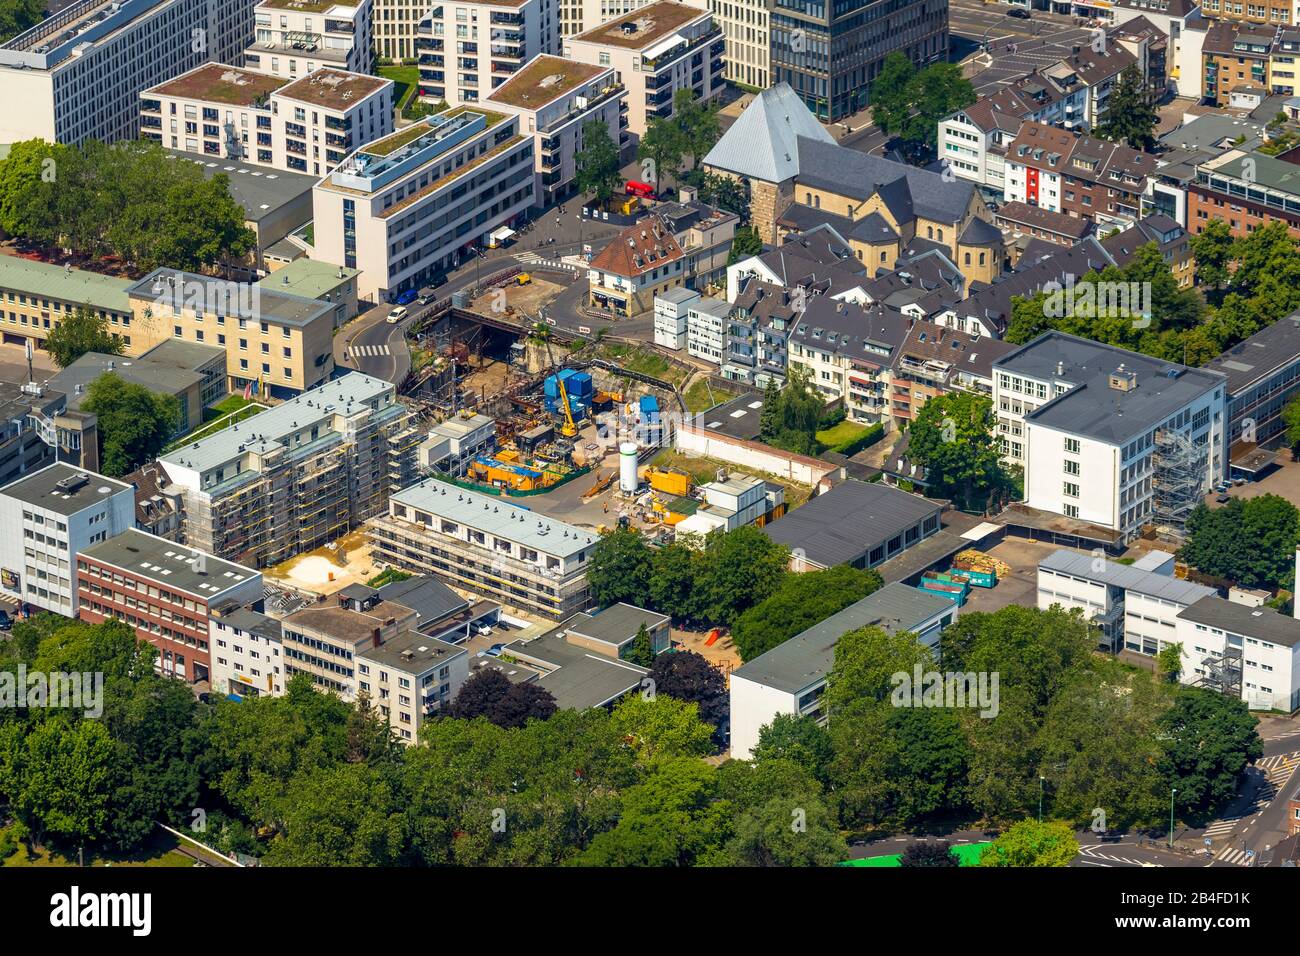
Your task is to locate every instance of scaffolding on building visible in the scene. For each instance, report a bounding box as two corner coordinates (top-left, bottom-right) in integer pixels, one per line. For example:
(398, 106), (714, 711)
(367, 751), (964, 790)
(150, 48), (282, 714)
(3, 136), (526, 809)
(1151, 428), (1205, 536)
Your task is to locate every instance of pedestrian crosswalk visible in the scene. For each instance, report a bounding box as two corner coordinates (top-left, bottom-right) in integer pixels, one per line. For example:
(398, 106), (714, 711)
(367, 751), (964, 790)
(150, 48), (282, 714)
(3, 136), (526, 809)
(514, 251), (578, 271)
(1256, 751), (1300, 801)
(1214, 846), (1255, 866)
(1202, 817), (1242, 839)
(351, 344), (391, 357)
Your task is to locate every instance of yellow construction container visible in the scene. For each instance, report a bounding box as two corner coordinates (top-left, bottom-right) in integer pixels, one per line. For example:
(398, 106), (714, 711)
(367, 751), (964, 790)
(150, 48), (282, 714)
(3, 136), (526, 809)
(644, 467), (691, 497)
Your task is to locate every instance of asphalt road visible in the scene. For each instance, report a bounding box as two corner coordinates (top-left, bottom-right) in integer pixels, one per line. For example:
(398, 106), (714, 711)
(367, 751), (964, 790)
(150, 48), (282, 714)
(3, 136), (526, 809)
(950, 0), (1101, 97)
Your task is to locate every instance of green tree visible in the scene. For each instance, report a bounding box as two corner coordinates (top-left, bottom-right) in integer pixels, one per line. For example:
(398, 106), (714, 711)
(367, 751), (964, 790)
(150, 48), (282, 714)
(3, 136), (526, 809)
(607, 695), (715, 764)
(720, 790), (845, 866)
(263, 763), (407, 866)
(979, 820), (1079, 867)
(81, 372), (181, 477)
(1156, 642), (1183, 682)
(671, 88), (722, 170)
(586, 527), (653, 607)
(869, 52), (917, 140)
(726, 225), (763, 266)
(869, 53), (975, 163)
(1190, 219), (1233, 298)
(824, 624), (933, 715)
(752, 714), (834, 785)
(1284, 393), (1300, 457)
(574, 119), (622, 207)
(908, 391), (1008, 512)
(1179, 495), (1300, 590)
(1094, 65), (1159, 151)
(637, 117), (686, 193)
(0, 0), (45, 45)
(43, 305), (125, 369)
(730, 564), (882, 661)
(1158, 686), (1263, 821)
(647, 540), (697, 620)
(648, 650), (728, 742)
(692, 525), (789, 625)
(625, 623), (656, 668)
(763, 364), (824, 455)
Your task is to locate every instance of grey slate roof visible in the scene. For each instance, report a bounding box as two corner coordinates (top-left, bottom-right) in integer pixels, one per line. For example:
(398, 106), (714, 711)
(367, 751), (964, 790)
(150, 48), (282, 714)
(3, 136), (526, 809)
(793, 137), (977, 224)
(1179, 596), (1300, 648)
(996, 332), (1226, 446)
(702, 83), (834, 183)
(1204, 311), (1300, 395)
(1039, 548), (1217, 605)
(959, 217), (1002, 246)
(566, 602), (669, 647)
(376, 574), (470, 629)
(731, 583), (954, 694)
(761, 480), (941, 569)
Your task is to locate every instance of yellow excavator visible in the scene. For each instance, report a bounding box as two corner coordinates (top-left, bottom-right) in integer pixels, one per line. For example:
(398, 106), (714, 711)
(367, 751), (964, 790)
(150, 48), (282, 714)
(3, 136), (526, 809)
(556, 373), (579, 438)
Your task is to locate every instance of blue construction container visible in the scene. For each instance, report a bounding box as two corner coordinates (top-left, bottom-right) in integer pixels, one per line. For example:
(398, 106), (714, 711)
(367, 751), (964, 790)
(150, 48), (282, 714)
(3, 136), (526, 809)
(568, 371), (593, 397)
(544, 375), (559, 398)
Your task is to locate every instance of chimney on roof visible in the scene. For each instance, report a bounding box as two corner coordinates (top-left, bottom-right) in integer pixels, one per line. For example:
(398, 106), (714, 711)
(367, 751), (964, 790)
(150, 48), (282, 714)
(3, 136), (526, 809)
(1109, 365), (1138, 392)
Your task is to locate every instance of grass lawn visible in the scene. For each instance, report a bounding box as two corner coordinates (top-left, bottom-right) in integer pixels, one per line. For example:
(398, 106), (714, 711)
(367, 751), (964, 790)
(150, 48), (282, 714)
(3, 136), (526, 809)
(650, 449), (813, 510)
(816, 420), (870, 448)
(165, 401), (267, 452)
(599, 344), (689, 388)
(378, 65), (420, 112)
(1, 826), (198, 868)
(840, 842), (992, 867)
(683, 377), (738, 414)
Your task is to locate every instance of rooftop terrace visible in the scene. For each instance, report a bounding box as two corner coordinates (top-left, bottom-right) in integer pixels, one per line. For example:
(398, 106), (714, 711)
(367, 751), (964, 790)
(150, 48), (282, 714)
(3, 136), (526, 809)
(487, 56), (607, 109)
(571, 1), (707, 49)
(277, 69), (390, 111)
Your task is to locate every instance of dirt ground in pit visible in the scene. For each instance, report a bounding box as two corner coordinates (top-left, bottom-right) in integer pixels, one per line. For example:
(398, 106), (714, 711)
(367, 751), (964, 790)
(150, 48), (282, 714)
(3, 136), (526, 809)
(468, 275), (566, 319)
(457, 356), (518, 401)
(262, 528), (377, 597)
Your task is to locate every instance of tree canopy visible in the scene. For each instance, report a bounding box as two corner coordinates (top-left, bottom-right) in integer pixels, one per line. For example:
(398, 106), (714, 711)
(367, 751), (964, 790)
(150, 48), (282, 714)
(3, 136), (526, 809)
(869, 53), (977, 163)
(908, 391), (1011, 512)
(574, 119), (622, 207)
(44, 305), (125, 369)
(81, 372), (182, 477)
(1179, 495), (1300, 590)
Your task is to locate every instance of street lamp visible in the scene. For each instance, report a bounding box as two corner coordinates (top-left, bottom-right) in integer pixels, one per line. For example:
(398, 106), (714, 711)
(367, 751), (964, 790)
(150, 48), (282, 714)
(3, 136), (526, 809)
(1168, 788), (1178, 848)
(1039, 775), (1046, 823)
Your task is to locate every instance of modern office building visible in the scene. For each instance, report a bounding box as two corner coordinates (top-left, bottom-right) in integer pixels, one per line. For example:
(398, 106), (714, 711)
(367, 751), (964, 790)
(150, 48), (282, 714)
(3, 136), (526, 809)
(768, 0), (948, 123)
(0, 463), (136, 616)
(708, 0), (769, 89)
(243, 0), (375, 80)
(0, 384), (70, 489)
(415, 0), (560, 107)
(0, 0), (256, 145)
(995, 333), (1227, 539)
(125, 268), (337, 398)
(653, 287), (700, 350)
(1188, 148), (1300, 241)
(367, 479), (598, 619)
(730, 582), (957, 758)
(158, 373), (412, 568)
(312, 107), (536, 302)
(142, 64), (393, 178)
(564, 2), (724, 144)
(685, 296), (731, 364)
(77, 529), (262, 683)
(485, 55), (627, 206)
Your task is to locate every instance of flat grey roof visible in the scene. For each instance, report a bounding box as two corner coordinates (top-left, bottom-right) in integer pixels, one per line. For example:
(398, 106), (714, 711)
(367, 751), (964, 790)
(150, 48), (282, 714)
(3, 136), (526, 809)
(696, 391), (765, 440)
(761, 480), (942, 569)
(139, 339), (227, 372)
(161, 372), (396, 474)
(217, 607), (282, 642)
(566, 602), (668, 647)
(81, 528), (258, 599)
(0, 462), (132, 515)
(504, 628), (648, 709)
(47, 353), (202, 408)
(1179, 596), (1300, 648)
(996, 332), (1225, 445)
(1204, 313), (1300, 395)
(391, 478), (598, 560)
(732, 583), (955, 694)
(127, 269), (334, 329)
(164, 150), (317, 223)
(1039, 548), (1217, 605)
(357, 631), (466, 672)
(376, 574), (469, 628)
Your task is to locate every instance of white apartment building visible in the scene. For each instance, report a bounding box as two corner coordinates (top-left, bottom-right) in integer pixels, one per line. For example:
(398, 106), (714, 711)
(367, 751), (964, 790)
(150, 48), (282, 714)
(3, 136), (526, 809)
(564, 1), (724, 144)
(1036, 547), (1217, 655)
(994, 333), (1226, 539)
(707, 0), (767, 89)
(209, 606), (284, 699)
(485, 55), (627, 206)
(312, 107), (536, 302)
(654, 286), (699, 349)
(142, 64), (393, 177)
(686, 297), (730, 364)
(0, 0), (254, 145)
(415, 0), (559, 107)
(0, 463), (135, 616)
(372, 0), (431, 59)
(1176, 595), (1300, 713)
(357, 631), (470, 742)
(243, 0), (375, 80)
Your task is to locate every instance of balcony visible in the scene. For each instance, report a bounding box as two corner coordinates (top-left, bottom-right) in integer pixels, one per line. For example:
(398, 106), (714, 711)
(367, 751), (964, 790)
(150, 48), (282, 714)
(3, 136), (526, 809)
(537, 83), (625, 134)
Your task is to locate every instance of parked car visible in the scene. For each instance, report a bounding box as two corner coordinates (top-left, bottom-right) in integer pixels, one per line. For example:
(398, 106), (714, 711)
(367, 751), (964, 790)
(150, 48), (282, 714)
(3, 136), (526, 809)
(386, 306), (408, 324)
(0, 610), (11, 631)
(393, 288), (418, 305)
(416, 291), (435, 306)
(488, 643), (505, 657)
(1215, 493), (1232, 504)
(476, 625), (493, 637)
(1007, 6), (1030, 17)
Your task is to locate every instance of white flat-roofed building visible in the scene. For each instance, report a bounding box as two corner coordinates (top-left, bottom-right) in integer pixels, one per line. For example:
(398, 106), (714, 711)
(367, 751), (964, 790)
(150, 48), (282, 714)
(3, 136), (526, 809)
(312, 107), (535, 302)
(1036, 548), (1217, 656)
(0, 0), (255, 146)
(367, 478), (598, 619)
(415, 0), (558, 108)
(654, 287), (699, 349)
(995, 332), (1227, 540)
(0, 463), (136, 616)
(141, 64), (393, 178)
(357, 630), (469, 742)
(729, 582), (958, 759)
(1175, 596), (1300, 713)
(159, 372), (412, 568)
(209, 606), (284, 699)
(486, 55), (626, 206)
(563, 1), (723, 145)
(243, 0), (375, 80)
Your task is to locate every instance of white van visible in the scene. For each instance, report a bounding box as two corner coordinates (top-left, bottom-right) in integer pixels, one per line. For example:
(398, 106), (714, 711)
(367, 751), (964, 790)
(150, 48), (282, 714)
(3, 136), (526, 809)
(386, 306), (408, 324)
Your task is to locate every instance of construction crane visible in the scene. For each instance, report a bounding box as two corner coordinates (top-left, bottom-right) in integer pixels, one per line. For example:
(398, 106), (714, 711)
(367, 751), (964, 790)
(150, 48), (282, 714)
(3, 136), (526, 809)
(556, 373), (579, 438)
